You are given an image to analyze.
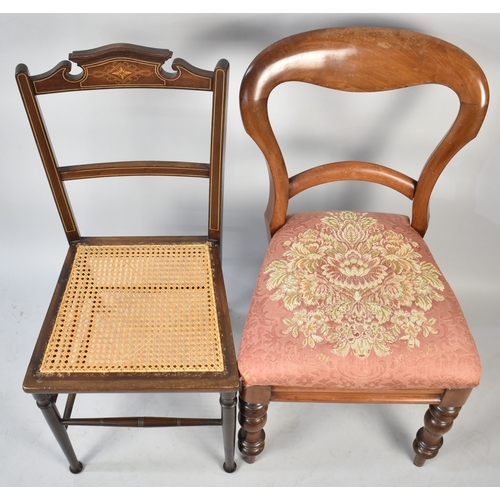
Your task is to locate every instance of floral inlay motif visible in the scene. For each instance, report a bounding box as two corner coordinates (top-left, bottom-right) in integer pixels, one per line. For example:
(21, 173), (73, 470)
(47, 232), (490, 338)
(265, 212), (444, 359)
(111, 66), (134, 80)
(90, 61), (153, 85)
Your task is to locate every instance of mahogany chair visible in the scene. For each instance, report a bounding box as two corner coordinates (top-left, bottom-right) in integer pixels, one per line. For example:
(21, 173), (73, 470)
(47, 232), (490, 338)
(237, 27), (488, 466)
(17, 44), (238, 473)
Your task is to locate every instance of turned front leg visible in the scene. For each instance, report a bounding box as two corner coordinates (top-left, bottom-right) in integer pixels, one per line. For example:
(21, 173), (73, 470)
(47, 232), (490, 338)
(34, 394), (83, 474)
(220, 391), (237, 473)
(238, 398), (268, 463)
(413, 404), (462, 467)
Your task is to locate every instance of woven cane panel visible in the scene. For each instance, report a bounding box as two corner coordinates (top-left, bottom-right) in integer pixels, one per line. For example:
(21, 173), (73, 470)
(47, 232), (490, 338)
(40, 244), (225, 373)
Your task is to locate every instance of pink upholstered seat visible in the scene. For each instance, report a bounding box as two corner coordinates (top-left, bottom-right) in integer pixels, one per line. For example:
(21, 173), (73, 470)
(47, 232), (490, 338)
(238, 211), (481, 390)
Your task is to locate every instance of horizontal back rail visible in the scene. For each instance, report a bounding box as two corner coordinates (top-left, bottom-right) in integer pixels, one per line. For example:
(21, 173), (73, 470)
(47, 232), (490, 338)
(59, 161), (210, 181)
(289, 161), (416, 200)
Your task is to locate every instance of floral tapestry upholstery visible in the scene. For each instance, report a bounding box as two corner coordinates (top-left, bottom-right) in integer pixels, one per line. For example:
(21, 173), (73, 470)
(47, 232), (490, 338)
(238, 211), (481, 389)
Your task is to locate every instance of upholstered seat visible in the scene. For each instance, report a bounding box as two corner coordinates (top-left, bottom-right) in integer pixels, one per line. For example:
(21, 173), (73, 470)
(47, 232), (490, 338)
(238, 211), (481, 390)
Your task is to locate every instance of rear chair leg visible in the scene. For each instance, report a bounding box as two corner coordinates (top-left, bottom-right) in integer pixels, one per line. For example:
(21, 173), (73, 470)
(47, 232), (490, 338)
(33, 394), (83, 474)
(413, 404), (462, 467)
(220, 391), (237, 473)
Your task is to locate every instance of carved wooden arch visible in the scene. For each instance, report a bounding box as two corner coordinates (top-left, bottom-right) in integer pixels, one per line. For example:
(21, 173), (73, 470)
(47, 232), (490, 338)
(239, 27), (489, 237)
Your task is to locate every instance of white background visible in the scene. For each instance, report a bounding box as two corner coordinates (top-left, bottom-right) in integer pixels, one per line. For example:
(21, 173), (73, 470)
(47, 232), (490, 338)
(1, 9), (499, 488)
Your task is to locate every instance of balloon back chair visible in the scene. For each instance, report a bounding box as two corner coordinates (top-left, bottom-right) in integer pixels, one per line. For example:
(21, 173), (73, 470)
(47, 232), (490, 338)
(237, 27), (488, 466)
(17, 44), (238, 473)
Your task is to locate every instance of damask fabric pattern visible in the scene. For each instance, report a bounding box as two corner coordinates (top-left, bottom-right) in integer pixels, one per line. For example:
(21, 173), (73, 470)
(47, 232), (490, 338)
(238, 212), (481, 389)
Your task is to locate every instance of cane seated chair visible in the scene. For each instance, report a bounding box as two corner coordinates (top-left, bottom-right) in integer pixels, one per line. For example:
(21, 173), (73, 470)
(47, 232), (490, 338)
(237, 27), (488, 466)
(17, 44), (238, 473)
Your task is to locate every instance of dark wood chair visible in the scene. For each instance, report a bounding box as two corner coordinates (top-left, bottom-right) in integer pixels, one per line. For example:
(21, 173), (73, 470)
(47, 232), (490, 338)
(16, 43), (238, 473)
(237, 27), (488, 466)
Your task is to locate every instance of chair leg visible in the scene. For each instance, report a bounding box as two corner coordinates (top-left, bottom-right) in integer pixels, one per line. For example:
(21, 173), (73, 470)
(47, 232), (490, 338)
(220, 391), (237, 473)
(33, 394), (83, 474)
(237, 397), (268, 464)
(413, 404), (462, 467)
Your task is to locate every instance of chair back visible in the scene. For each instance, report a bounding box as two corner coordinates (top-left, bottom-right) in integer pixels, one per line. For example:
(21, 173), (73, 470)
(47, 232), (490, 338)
(16, 43), (228, 243)
(239, 27), (488, 236)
